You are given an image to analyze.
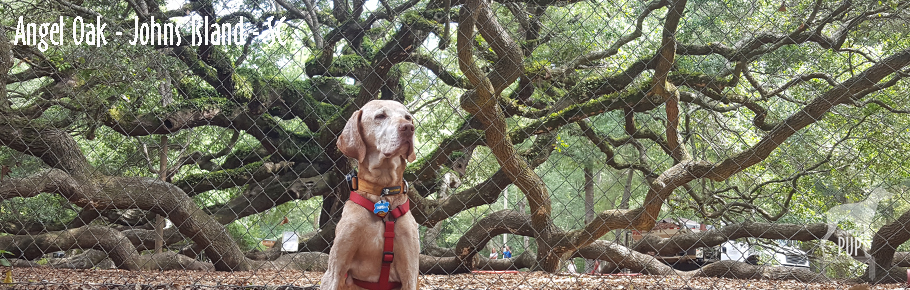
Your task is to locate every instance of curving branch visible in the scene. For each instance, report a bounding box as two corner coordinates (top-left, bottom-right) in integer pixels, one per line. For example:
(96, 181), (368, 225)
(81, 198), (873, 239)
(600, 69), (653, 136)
(854, 99), (910, 114)
(405, 53), (471, 89)
(0, 121), (254, 271)
(509, 79), (660, 143)
(559, 0), (669, 72)
(411, 133), (555, 227)
(451, 210), (536, 272)
(124, 173), (332, 252)
(574, 241), (824, 282)
(697, 116), (860, 220)
(678, 91), (742, 112)
(168, 130), (240, 174)
(208, 174), (331, 224)
(633, 222), (866, 259)
(275, 0), (324, 49)
(174, 161), (295, 196)
(704, 48), (910, 182)
(576, 120), (655, 176)
(0, 226), (141, 270)
(458, 2), (557, 267)
(653, 0), (689, 163)
(744, 71), (838, 100)
(869, 206), (910, 283)
(538, 48), (910, 260)
(408, 128), (485, 184)
(103, 99), (316, 158)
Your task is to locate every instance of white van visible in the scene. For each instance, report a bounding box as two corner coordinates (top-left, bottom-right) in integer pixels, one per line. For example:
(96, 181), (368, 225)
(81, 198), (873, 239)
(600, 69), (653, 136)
(719, 240), (808, 268)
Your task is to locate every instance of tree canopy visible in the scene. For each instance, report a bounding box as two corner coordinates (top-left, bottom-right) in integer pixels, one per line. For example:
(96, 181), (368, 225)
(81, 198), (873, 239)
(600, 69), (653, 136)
(1, 0), (910, 283)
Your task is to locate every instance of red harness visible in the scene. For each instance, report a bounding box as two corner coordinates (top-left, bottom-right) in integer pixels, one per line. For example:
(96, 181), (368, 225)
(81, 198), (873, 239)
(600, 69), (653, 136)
(348, 191), (410, 290)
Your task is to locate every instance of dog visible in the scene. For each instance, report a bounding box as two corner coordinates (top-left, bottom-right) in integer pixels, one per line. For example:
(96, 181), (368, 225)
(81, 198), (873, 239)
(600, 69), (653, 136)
(322, 100), (419, 290)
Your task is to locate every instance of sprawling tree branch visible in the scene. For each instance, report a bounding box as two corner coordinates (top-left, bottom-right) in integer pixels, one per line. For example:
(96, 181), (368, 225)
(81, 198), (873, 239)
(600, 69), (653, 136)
(0, 121), (253, 271)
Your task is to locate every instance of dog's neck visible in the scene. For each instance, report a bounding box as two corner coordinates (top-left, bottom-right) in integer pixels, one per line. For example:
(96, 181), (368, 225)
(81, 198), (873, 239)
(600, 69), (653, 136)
(355, 156), (407, 200)
(353, 176), (408, 206)
(358, 155), (407, 187)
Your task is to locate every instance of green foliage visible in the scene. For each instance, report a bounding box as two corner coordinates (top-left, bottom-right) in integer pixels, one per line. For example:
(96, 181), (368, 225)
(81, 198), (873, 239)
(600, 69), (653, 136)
(0, 250), (10, 267)
(226, 222), (259, 252)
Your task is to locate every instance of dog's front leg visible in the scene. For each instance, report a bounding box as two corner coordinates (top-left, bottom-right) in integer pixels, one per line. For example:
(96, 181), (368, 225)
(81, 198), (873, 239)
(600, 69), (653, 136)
(321, 206), (360, 290)
(321, 244), (353, 289)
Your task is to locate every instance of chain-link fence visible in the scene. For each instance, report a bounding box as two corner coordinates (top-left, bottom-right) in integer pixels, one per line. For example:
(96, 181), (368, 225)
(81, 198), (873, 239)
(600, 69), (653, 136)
(1, 0), (910, 288)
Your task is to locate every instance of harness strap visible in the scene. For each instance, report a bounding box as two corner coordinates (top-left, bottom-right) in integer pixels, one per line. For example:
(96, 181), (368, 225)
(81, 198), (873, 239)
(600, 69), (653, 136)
(348, 191), (410, 290)
(349, 192), (410, 219)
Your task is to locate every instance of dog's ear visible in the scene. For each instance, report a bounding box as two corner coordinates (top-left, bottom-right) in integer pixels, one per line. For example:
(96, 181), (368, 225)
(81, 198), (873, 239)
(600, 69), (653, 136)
(337, 109), (366, 162)
(406, 134), (417, 163)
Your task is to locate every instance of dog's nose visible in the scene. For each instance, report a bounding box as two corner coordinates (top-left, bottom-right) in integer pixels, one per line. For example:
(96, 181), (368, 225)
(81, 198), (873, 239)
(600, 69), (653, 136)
(399, 123), (414, 133)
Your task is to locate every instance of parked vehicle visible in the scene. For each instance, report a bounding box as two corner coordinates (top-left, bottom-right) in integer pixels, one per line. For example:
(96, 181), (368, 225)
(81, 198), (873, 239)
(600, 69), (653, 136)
(632, 218), (809, 269)
(718, 240), (809, 268)
(631, 218), (720, 270)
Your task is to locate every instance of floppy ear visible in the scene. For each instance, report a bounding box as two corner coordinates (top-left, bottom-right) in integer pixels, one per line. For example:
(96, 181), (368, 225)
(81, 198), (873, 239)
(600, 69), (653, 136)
(337, 110), (365, 162)
(406, 134), (417, 163)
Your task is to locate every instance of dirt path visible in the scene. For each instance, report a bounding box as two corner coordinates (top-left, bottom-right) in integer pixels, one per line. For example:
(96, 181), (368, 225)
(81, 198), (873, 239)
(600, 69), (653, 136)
(0, 268), (900, 289)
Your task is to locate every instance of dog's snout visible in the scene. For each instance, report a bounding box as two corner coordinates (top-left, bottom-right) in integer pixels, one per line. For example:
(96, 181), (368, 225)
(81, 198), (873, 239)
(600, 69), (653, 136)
(399, 123), (415, 133)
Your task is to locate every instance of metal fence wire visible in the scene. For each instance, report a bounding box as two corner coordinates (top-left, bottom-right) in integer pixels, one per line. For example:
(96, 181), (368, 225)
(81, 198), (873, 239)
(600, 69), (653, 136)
(1, 0), (910, 288)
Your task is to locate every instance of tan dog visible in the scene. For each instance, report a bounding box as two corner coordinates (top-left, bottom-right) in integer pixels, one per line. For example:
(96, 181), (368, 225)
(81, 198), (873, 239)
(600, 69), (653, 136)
(322, 100), (419, 290)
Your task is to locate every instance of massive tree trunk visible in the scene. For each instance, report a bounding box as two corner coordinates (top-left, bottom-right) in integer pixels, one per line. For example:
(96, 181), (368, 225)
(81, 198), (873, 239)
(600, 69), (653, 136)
(867, 208), (910, 283)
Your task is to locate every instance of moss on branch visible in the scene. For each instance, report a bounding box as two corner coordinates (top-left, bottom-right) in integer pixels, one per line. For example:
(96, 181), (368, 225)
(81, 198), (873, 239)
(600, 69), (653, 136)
(175, 46), (219, 84)
(402, 10), (444, 34)
(511, 81), (657, 143)
(174, 160), (297, 196)
(177, 78), (221, 99)
(104, 96), (235, 134)
(668, 70), (729, 91)
(305, 52), (370, 77)
(524, 59), (551, 79)
(512, 69), (722, 143)
(175, 160), (266, 195)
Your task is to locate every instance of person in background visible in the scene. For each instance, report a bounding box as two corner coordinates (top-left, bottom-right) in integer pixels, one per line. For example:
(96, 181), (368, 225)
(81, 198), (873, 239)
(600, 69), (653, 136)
(566, 259), (577, 274)
(489, 248), (498, 259)
(502, 246), (512, 258)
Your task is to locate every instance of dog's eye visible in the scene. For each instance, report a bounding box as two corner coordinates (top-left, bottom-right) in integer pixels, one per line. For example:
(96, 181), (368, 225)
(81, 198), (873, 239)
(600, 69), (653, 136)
(376, 113), (387, 119)
(405, 115), (412, 121)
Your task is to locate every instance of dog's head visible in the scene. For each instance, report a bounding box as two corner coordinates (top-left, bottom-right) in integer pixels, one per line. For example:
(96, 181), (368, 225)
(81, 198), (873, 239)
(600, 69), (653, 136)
(337, 100), (417, 164)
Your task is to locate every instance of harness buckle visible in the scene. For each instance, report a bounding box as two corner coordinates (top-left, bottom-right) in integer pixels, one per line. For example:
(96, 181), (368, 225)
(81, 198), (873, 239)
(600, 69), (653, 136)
(382, 251), (394, 263)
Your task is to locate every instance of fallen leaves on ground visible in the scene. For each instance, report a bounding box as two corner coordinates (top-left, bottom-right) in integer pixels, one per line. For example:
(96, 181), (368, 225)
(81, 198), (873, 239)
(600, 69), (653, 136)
(0, 268), (906, 289)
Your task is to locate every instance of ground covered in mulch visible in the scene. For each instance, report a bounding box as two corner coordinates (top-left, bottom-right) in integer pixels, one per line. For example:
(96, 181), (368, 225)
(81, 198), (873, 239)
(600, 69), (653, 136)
(1, 268), (907, 289)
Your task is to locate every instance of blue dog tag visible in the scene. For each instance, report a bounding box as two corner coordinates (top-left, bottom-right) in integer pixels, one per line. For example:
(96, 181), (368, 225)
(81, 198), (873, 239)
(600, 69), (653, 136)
(374, 200), (390, 217)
